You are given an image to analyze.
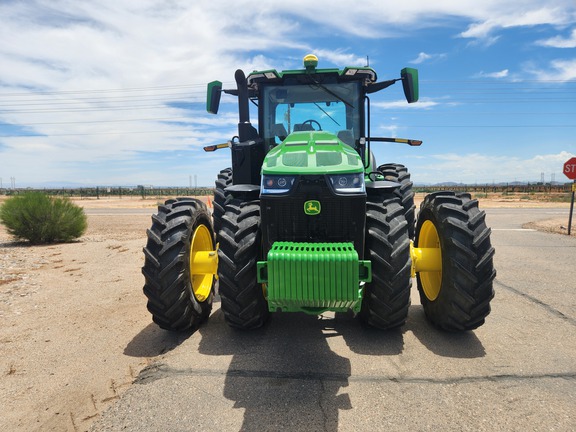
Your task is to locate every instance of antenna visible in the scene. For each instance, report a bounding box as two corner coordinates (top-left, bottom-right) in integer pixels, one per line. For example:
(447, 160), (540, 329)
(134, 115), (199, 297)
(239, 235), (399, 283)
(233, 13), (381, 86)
(365, 56), (370, 67)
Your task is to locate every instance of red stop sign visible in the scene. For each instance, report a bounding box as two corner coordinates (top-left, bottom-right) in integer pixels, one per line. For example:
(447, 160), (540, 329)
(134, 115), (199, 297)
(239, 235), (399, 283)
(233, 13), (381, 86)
(564, 157), (576, 180)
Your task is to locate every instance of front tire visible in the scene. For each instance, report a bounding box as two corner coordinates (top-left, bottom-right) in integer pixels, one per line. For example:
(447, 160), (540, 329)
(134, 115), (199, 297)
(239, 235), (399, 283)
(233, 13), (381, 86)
(142, 198), (215, 331)
(377, 163), (416, 239)
(213, 167), (232, 235)
(217, 198), (269, 329)
(415, 192), (496, 331)
(359, 196), (412, 329)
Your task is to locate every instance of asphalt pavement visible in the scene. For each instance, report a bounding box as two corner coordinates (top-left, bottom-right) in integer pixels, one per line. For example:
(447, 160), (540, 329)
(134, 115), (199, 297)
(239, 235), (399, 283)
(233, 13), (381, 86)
(92, 207), (576, 432)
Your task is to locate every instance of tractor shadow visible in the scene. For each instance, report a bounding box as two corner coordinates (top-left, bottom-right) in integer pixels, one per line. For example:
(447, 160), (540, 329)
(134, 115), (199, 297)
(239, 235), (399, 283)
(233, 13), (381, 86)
(405, 305), (487, 358)
(125, 302), (484, 430)
(196, 309), (408, 432)
(197, 311), (353, 432)
(330, 310), (406, 356)
(124, 295), (223, 358)
(124, 323), (193, 357)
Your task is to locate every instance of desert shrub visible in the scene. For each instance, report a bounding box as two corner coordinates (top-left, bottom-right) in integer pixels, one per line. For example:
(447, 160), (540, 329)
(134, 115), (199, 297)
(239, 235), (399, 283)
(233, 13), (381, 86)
(0, 192), (87, 244)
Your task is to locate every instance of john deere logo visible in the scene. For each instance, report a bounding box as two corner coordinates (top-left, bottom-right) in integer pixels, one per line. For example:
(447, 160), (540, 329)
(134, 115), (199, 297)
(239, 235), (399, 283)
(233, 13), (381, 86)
(304, 200), (321, 215)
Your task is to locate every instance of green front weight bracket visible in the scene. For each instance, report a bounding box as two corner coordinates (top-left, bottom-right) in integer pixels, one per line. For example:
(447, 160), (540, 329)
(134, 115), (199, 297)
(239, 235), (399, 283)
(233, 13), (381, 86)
(257, 242), (371, 314)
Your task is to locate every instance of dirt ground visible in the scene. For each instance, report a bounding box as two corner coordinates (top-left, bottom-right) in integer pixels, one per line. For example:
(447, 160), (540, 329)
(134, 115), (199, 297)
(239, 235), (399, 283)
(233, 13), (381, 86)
(0, 194), (573, 432)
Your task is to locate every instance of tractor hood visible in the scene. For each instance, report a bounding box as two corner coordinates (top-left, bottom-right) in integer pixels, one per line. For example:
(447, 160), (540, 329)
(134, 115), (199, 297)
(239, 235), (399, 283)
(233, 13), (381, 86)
(261, 131), (363, 175)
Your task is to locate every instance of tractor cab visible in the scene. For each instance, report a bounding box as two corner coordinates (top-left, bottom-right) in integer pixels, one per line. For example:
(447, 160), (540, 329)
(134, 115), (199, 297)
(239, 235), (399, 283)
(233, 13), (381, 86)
(251, 56), (369, 151)
(259, 77), (361, 148)
(206, 54), (419, 184)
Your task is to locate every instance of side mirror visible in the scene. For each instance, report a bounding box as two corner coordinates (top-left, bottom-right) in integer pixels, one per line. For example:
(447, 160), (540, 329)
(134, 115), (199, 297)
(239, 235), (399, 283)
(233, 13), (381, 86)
(401, 68), (419, 103)
(206, 80), (222, 114)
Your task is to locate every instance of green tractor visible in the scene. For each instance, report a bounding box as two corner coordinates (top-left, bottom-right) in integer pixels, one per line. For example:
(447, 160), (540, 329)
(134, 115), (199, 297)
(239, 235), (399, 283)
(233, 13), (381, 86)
(142, 54), (495, 333)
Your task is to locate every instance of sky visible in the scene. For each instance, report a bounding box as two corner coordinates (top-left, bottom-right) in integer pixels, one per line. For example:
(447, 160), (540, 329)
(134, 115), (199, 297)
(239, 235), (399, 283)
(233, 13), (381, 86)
(0, 0), (575, 188)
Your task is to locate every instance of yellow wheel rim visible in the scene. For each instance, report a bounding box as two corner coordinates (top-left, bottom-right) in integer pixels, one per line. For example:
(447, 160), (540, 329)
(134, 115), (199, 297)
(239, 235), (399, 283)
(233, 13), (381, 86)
(418, 220), (442, 301)
(189, 224), (216, 302)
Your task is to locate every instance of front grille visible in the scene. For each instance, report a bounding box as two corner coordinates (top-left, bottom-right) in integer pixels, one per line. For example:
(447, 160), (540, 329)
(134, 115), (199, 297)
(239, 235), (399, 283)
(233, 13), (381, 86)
(264, 242), (364, 312)
(261, 176), (366, 258)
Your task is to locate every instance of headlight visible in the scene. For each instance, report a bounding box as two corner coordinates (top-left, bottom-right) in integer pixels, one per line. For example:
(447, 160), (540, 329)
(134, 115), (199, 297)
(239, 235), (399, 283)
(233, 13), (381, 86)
(261, 175), (297, 194)
(327, 173), (365, 194)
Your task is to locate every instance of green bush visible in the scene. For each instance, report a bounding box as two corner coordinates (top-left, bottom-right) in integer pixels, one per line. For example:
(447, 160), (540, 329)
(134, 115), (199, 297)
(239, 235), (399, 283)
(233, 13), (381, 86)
(0, 192), (87, 244)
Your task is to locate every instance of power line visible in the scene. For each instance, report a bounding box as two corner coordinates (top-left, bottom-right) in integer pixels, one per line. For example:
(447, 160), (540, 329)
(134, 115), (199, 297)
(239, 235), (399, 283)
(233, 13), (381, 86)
(0, 78), (572, 99)
(4, 116), (193, 126)
(3, 96), (574, 110)
(2, 88), (573, 106)
(0, 78), (571, 97)
(0, 104), (180, 113)
(380, 111), (576, 115)
(0, 82), (217, 97)
(0, 128), (201, 137)
(0, 110), (571, 127)
(2, 124), (575, 138)
(0, 93), (205, 107)
(0, 98), (573, 115)
(0, 79), (574, 129)
(423, 124), (571, 128)
(422, 79), (576, 84)
(0, 102), (199, 112)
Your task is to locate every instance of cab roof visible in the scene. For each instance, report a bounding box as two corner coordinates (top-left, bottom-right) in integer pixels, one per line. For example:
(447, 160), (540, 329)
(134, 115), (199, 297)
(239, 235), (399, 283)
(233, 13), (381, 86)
(246, 54), (378, 87)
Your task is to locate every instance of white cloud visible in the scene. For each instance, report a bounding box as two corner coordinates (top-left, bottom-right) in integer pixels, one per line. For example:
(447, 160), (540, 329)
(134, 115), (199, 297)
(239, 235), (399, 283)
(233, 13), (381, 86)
(473, 69), (510, 79)
(275, 0), (576, 39)
(409, 52), (447, 65)
(376, 124), (400, 136)
(372, 98), (440, 109)
(312, 49), (367, 68)
(525, 59), (576, 81)
(405, 151), (576, 184)
(459, 4), (576, 42)
(460, 20), (497, 40)
(536, 29), (576, 48)
(411, 53), (432, 64)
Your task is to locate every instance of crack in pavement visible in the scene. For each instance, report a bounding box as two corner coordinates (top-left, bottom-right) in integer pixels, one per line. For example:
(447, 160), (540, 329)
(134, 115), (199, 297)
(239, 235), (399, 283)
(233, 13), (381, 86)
(135, 363), (576, 386)
(495, 279), (576, 326)
(318, 379), (330, 432)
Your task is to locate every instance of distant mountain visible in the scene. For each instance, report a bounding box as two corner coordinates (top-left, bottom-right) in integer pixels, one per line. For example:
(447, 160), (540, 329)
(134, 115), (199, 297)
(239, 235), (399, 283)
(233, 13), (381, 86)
(413, 182), (465, 187)
(433, 182), (464, 187)
(15, 181), (98, 189)
(3, 181), (214, 189)
(413, 180), (572, 188)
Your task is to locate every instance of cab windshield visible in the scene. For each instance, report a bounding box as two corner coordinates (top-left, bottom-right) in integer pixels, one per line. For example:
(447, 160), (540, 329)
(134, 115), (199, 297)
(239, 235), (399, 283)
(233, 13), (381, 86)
(261, 81), (362, 148)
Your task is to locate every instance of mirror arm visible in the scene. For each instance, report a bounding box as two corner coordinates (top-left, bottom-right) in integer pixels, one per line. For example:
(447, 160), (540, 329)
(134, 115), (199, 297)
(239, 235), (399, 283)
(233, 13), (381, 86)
(369, 137), (422, 146)
(366, 79), (400, 94)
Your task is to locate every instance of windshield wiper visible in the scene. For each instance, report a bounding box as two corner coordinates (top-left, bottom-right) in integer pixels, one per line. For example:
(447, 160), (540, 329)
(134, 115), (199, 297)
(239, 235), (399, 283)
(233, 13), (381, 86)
(314, 103), (341, 126)
(307, 74), (354, 108)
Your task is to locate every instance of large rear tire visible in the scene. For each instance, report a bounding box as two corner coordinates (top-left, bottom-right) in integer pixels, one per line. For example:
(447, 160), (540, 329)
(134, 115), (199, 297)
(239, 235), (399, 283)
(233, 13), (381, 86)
(359, 196), (412, 329)
(415, 192), (496, 331)
(142, 198), (215, 331)
(217, 198), (269, 329)
(378, 163), (416, 239)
